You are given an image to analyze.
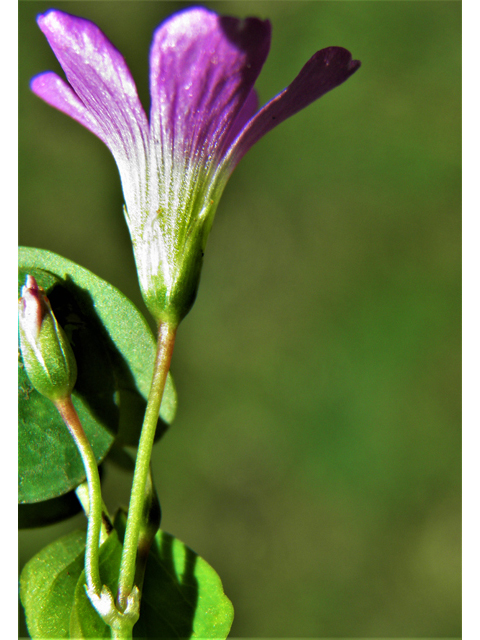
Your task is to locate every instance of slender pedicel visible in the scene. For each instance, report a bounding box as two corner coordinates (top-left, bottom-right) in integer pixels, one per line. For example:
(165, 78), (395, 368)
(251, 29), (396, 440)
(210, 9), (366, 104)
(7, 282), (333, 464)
(116, 322), (177, 611)
(55, 396), (104, 595)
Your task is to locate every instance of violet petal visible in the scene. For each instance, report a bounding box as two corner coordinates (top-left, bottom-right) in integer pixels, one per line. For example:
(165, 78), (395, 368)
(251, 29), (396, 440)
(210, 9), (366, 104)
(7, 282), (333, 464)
(224, 46), (361, 172)
(221, 88), (259, 157)
(149, 7), (271, 172)
(30, 71), (108, 144)
(35, 9), (149, 165)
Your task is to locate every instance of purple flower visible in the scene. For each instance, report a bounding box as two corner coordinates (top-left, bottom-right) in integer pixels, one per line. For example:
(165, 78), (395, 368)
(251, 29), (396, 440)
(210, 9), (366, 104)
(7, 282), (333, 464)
(31, 7), (360, 326)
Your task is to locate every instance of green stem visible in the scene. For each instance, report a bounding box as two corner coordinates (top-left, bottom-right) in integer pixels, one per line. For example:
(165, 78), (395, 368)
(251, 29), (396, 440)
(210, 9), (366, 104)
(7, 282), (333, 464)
(75, 482), (113, 545)
(116, 321), (177, 611)
(55, 396), (103, 595)
(109, 624), (133, 640)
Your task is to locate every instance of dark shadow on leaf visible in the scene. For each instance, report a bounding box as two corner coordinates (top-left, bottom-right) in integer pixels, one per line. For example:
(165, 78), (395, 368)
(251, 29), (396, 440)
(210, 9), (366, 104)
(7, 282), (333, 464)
(19, 464), (106, 528)
(48, 276), (168, 447)
(133, 531), (199, 640)
(18, 487), (82, 528)
(48, 280), (119, 435)
(114, 511), (199, 639)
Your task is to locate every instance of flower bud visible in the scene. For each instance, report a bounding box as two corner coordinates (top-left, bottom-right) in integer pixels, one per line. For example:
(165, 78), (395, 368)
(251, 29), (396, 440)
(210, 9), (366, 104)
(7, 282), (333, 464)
(18, 274), (77, 401)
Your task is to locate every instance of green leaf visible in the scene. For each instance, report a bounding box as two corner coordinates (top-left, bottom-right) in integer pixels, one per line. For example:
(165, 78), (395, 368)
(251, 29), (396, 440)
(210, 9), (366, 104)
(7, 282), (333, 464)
(117, 512), (234, 640)
(135, 529), (234, 639)
(18, 248), (178, 503)
(21, 524), (233, 640)
(19, 246), (177, 425)
(18, 488), (82, 528)
(19, 355), (114, 503)
(19, 529), (86, 639)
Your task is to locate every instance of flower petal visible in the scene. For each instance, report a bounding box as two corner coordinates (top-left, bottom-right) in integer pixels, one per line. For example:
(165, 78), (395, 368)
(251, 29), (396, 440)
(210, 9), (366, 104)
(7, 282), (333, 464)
(222, 88), (259, 155)
(35, 9), (149, 165)
(146, 7), (272, 291)
(149, 7), (271, 169)
(224, 46), (361, 172)
(33, 9), (152, 247)
(30, 71), (108, 144)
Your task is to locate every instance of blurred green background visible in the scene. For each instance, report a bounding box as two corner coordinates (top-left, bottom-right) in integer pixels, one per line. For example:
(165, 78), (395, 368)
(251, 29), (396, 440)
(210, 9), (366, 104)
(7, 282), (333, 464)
(18, 0), (461, 637)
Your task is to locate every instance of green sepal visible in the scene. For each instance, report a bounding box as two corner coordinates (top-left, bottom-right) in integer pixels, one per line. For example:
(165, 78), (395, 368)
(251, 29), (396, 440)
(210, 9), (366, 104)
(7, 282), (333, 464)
(128, 196), (219, 327)
(18, 278), (77, 401)
(140, 231), (204, 327)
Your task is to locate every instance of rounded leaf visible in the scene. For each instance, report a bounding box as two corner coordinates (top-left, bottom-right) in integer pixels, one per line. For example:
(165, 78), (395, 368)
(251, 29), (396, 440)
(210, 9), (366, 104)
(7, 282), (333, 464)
(18, 248), (178, 503)
(19, 529), (86, 639)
